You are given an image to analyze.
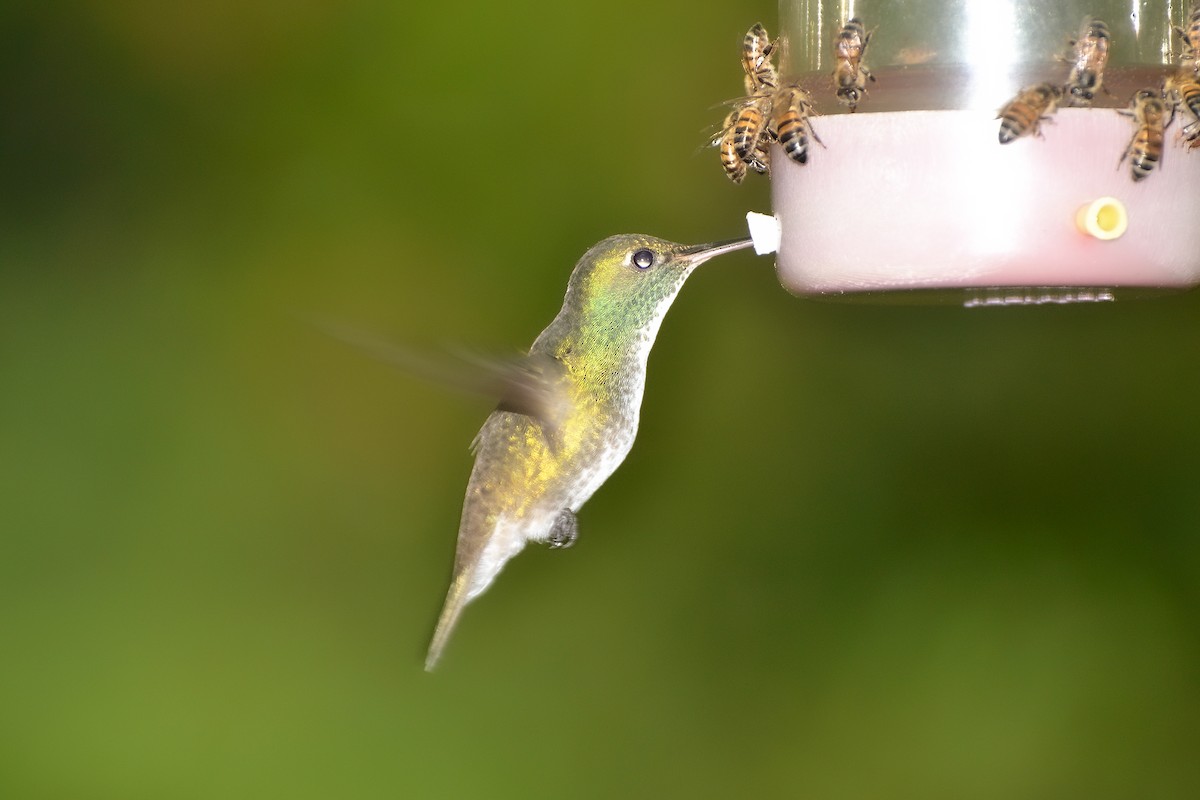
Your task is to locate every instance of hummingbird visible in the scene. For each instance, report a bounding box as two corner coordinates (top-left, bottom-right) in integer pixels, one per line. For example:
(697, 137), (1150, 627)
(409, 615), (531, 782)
(425, 233), (753, 670)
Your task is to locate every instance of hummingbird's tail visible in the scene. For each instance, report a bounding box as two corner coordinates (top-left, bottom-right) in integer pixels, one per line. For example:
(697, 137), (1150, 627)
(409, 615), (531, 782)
(425, 572), (472, 671)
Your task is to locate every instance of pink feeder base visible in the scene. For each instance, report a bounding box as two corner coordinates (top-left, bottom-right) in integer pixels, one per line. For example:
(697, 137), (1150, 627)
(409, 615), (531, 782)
(771, 108), (1200, 301)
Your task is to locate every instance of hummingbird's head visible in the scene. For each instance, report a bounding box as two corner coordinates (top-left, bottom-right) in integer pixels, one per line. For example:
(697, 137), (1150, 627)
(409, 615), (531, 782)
(563, 234), (753, 335)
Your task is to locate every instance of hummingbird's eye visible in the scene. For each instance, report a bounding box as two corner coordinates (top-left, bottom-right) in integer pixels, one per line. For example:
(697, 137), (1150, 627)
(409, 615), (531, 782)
(632, 249), (655, 270)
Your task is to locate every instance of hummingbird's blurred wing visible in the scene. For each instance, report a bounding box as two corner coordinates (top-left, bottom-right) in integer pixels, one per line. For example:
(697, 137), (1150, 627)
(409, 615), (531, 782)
(481, 351), (571, 446)
(311, 317), (571, 434)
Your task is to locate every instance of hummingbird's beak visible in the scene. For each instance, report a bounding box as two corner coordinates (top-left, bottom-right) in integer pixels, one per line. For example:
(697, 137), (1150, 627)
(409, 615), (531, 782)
(679, 237), (755, 267)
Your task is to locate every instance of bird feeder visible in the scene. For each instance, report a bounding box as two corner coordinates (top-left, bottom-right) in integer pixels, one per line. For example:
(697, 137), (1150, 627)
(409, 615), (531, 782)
(758, 0), (1200, 304)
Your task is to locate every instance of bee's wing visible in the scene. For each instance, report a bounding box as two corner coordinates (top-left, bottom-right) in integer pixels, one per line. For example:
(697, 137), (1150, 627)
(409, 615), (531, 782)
(707, 94), (756, 112)
(696, 120), (732, 154)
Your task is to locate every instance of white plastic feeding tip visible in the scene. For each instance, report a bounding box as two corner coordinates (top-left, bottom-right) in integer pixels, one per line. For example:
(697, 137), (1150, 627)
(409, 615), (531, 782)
(746, 212), (782, 255)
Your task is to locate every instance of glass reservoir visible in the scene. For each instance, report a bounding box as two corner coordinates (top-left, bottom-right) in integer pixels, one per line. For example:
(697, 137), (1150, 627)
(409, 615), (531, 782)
(768, 0), (1200, 303)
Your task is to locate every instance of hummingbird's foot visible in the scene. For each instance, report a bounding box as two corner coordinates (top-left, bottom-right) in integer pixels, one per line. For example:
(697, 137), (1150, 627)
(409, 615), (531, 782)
(546, 509), (578, 549)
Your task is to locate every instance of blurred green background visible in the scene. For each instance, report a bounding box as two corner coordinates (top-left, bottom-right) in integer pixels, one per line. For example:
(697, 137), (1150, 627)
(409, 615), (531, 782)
(3, 1), (1198, 797)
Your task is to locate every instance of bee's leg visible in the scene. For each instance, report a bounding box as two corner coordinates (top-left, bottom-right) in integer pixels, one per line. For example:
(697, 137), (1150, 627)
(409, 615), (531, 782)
(1117, 135), (1135, 168)
(547, 509), (578, 549)
(809, 121), (826, 148)
(1036, 113), (1058, 137)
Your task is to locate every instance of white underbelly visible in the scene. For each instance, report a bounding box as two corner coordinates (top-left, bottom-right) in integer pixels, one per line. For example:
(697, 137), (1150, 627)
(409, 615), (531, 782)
(466, 424), (637, 601)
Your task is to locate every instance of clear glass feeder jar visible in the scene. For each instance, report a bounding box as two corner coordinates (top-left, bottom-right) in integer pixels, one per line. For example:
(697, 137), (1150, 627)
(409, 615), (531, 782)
(769, 0), (1200, 304)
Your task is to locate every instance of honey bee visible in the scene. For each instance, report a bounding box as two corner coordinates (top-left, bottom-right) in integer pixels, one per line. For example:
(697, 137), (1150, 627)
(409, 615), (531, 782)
(1166, 72), (1200, 120)
(716, 112), (748, 184)
(742, 22), (780, 95)
(1119, 89), (1173, 180)
(715, 109), (772, 183)
(716, 23), (784, 182)
(1165, 73), (1200, 149)
(1183, 117), (1200, 150)
(1176, 5), (1200, 67)
(1063, 17), (1111, 106)
(747, 131), (772, 174)
(772, 84), (823, 164)
(833, 18), (875, 111)
(735, 24), (781, 165)
(731, 98), (772, 162)
(996, 83), (1061, 143)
